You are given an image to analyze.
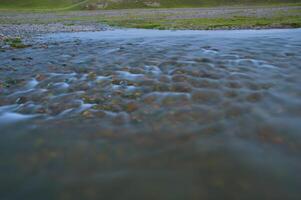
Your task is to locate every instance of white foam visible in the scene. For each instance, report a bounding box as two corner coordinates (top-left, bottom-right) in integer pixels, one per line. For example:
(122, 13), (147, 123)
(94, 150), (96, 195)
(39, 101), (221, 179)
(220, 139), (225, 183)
(96, 76), (111, 81)
(48, 72), (77, 77)
(117, 71), (144, 80)
(0, 104), (19, 113)
(8, 88), (47, 98)
(53, 82), (70, 89)
(144, 65), (162, 75)
(0, 112), (36, 125)
(145, 92), (191, 99)
(26, 78), (39, 89)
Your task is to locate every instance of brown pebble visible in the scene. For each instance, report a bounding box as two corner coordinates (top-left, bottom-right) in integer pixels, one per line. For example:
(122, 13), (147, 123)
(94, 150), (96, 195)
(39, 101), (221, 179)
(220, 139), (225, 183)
(246, 92), (262, 102)
(192, 90), (220, 103)
(124, 101), (139, 113)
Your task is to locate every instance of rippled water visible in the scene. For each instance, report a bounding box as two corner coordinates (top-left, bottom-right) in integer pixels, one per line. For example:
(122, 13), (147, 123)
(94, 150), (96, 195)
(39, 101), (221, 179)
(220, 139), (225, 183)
(0, 29), (301, 200)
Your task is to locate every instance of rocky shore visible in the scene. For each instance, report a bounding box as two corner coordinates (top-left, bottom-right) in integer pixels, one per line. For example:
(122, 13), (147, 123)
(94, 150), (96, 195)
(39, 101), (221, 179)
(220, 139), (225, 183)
(0, 22), (109, 39)
(0, 22), (110, 49)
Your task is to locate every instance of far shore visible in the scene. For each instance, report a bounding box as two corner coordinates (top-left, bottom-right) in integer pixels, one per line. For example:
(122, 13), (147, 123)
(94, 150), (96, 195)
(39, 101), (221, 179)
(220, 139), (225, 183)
(0, 5), (301, 41)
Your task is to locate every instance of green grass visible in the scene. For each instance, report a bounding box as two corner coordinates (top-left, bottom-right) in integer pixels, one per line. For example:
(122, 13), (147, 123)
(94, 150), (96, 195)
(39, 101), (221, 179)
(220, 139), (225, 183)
(1, 0), (301, 10)
(2, 37), (28, 48)
(0, 1), (300, 30)
(104, 0), (301, 9)
(1, 5), (298, 30)
(0, 0), (86, 10)
(48, 9), (301, 29)
(98, 15), (301, 29)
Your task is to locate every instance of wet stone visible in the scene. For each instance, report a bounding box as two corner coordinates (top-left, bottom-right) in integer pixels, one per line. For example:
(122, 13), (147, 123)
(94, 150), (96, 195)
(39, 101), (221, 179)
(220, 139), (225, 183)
(158, 75), (171, 83)
(82, 110), (94, 118)
(192, 90), (221, 104)
(152, 83), (171, 92)
(35, 74), (47, 81)
(121, 91), (143, 99)
(81, 110), (107, 119)
(92, 104), (122, 112)
(224, 90), (239, 98)
(161, 95), (190, 107)
(124, 101), (140, 113)
(245, 82), (261, 91)
(226, 81), (242, 89)
(171, 74), (189, 82)
(112, 79), (136, 86)
(169, 69), (186, 75)
(16, 96), (27, 104)
(17, 103), (45, 114)
(4, 78), (25, 88)
(197, 57), (212, 63)
(70, 82), (90, 91)
(171, 83), (192, 93)
(129, 68), (145, 74)
(87, 72), (97, 80)
(189, 79), (220, 89)
(47, 101), (81, 115)
(224, 104), (249, 118)
(257, 125), (286, 145)
(138, 79), (157, 87)
(82, 95), (106, 104)
(246, 92), (263, 103)
(142, 95), (158, 105)
(112, 112), (128, 125)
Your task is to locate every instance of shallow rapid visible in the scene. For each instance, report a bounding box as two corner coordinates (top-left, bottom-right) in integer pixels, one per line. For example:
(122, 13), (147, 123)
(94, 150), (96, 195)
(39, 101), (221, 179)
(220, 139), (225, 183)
(0, 29), (301, 200)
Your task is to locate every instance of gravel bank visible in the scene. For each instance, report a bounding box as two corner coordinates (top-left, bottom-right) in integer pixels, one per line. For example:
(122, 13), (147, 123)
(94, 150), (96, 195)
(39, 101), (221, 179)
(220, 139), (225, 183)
(0, 23), (110, 39)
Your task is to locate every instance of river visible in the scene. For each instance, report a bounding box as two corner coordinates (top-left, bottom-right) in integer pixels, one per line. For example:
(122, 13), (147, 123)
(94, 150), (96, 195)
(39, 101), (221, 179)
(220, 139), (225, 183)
(0, 28), (301, 199)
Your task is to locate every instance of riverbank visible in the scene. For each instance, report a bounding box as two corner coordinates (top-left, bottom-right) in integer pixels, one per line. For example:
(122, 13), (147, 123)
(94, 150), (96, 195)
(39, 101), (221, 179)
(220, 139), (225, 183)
(0, 5), (300, 40)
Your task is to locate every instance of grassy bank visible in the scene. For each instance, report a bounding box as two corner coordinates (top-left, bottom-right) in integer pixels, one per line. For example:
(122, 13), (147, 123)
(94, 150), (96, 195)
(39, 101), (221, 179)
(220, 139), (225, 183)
(0, 0), (90, 11)
(54, 6), (301, 30)
(1, 0), (301, 10)
(99, 14), (301, 30)
(0, 5), (300, 31)
(98, 1), (301, 10)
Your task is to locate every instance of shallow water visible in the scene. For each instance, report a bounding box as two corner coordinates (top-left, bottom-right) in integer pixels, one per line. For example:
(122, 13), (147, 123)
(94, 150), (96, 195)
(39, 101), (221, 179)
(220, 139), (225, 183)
(1, 28), (301, 200)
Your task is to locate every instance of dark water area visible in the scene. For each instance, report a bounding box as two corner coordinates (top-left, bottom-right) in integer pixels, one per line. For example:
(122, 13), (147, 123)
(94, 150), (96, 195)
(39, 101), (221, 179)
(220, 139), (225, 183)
(0, 29), (301, 200)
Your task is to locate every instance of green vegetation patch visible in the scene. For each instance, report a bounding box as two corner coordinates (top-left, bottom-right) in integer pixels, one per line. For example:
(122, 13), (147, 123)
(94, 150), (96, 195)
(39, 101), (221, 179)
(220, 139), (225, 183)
(0, 0), (85, 10)
(1, 0), (301, 10)
(99, 15), (301, 30)
(3, 37), (29, 48)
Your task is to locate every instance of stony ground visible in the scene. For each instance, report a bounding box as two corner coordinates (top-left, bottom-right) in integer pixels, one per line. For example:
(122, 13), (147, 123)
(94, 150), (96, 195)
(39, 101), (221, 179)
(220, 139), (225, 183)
(0, 23), (109, 38)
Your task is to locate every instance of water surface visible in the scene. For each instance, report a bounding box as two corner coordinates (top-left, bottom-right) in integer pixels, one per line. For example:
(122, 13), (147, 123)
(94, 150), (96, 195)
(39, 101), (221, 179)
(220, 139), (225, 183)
(1, 28), (301, 200)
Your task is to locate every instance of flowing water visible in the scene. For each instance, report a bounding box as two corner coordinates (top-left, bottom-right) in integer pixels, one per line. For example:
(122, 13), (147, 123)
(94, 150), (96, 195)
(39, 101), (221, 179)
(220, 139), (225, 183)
(0, 29), (301, 200)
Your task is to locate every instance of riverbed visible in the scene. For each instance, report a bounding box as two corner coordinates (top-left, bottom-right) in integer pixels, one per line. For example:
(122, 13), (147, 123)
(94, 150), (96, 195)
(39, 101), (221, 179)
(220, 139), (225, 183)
(0, 28), (301, 199)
